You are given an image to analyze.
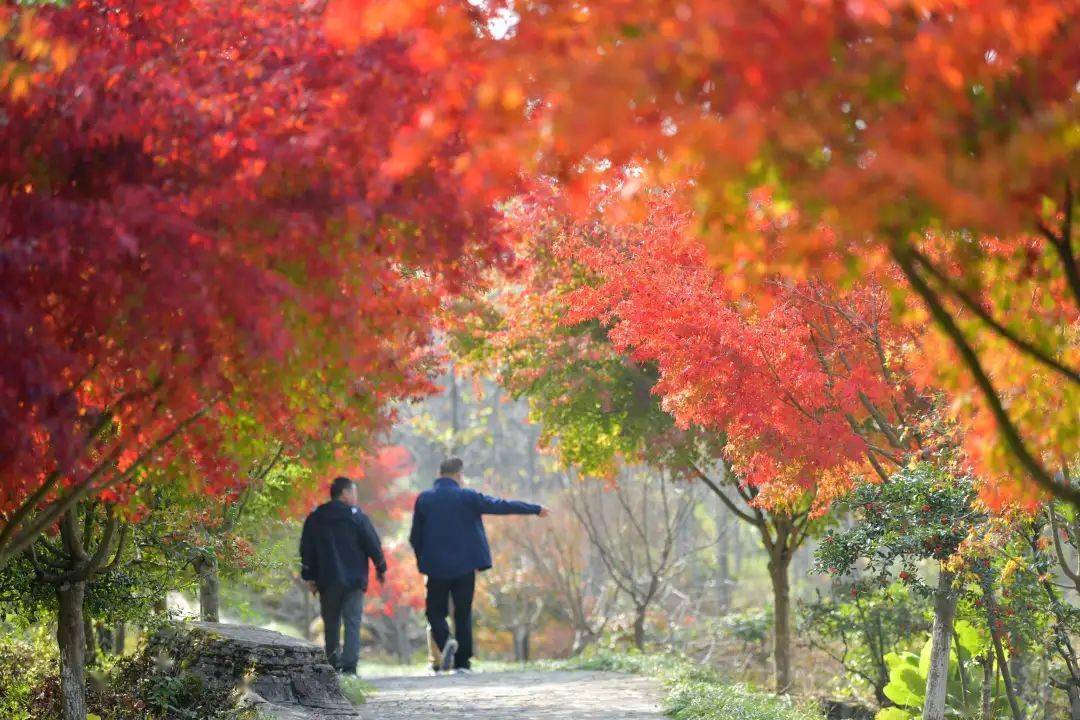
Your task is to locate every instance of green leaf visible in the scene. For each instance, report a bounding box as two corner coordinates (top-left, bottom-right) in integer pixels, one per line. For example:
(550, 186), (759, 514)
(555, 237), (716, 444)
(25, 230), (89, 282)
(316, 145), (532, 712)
(876, 708), (915, 720)
(953, 620), (987, 661)
(884, 663), (926, 708)
(884, 651), (920, 673)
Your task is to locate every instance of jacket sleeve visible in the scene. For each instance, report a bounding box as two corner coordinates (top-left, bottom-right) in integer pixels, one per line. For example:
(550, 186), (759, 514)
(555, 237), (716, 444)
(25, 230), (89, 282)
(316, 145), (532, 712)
(356, 512), (387, 575)
(299, 515), (318, 582)
(469, 490), (542, 516)
(408, 495), (424, 562)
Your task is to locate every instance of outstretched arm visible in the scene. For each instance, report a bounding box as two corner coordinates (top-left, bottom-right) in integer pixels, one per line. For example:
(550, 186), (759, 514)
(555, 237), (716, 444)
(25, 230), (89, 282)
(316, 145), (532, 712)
(470, 490), (543, 516)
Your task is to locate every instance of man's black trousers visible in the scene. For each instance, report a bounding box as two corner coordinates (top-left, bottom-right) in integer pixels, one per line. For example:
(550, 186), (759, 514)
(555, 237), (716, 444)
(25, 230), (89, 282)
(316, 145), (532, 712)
(425, 571), (476, 669)
(318, 584), (364, 672)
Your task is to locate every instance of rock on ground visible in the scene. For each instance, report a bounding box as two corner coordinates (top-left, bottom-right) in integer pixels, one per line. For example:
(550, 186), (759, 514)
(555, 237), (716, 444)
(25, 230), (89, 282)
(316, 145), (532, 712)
(150, 622), (359, 719)
(362, 670), (666, 720)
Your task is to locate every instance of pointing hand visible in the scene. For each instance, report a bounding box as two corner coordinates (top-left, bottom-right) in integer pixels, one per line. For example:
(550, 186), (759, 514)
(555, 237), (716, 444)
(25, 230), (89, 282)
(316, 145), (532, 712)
(538, 507), (550, 518)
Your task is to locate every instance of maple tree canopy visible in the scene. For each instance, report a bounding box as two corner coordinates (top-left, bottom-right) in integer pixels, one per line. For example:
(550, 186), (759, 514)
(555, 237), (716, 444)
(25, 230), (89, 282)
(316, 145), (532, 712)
(0, 0), (510, 566)
(329, 0), (1078, 504)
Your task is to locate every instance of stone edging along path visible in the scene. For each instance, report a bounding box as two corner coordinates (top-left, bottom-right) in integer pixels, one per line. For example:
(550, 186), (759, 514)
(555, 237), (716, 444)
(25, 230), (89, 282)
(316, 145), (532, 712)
(361, 669), (666, 720)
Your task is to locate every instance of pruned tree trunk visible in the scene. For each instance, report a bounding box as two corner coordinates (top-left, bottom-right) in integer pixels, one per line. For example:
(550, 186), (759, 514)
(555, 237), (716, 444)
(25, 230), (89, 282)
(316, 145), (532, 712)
(57, 581), (88, 720)
(922, 568), (957, 720)
(768, 551), (793, 694)
(195, 555), (221, 622)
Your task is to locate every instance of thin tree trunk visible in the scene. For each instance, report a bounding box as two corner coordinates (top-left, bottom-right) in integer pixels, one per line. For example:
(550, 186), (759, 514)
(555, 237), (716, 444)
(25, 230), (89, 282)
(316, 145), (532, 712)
(95, 621), (112, 655)
(84, 614), (97, 667)
(448, 365), (460, 450)
(768, 551), (793, 694)
(113, 622), (125, 655)
(716, 505), (731, 613)
(732, 523), (743, 574)
(57, 581), (88, 720)
(393, 614), (411, 665)
(981, 657), (995, 720)
(1010, 636), (1028, 708)
(633, 607), (646, 651)
(981, 574), (1025, 720)
(1067, 684), (1080, 720)
(922, 569), (957, 720)
(195, 556), (221, 622)
(572, 628), (592, 655)
(513, 627), (531, 662)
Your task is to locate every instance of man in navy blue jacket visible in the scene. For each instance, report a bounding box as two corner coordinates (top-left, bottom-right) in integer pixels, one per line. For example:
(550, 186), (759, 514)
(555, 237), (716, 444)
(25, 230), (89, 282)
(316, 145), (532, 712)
(300, 476), (387, 674)
(409, 457), (548, 671)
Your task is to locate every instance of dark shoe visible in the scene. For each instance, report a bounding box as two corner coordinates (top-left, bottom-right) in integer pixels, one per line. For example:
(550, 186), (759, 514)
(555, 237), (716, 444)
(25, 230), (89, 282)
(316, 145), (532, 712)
(440, 638), (458, 672)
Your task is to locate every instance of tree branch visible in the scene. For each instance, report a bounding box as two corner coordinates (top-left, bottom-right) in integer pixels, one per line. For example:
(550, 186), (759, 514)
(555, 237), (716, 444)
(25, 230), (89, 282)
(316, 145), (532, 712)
(909, 245), (1079, 384)
(893, 243), (1080, 507)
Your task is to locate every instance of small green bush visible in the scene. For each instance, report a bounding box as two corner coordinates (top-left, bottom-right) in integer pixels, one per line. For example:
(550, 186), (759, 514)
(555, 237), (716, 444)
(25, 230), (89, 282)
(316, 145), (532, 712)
(667, 679), (825, 720)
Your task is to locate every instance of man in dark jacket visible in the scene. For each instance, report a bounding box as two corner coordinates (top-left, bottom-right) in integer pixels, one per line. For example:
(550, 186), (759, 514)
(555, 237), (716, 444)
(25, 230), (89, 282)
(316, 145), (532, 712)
(300, 476), (387, 674)
(409, 457), (547, 672)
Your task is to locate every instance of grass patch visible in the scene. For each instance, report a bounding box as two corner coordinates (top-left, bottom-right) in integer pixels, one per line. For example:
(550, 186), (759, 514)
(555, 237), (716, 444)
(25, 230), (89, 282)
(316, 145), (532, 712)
(551, 650), (825, 720)
(338, 676), (376, 705)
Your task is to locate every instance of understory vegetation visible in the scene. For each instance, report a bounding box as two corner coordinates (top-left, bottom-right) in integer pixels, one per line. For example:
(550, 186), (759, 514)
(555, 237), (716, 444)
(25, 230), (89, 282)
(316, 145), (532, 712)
(553, 652), (825, 720)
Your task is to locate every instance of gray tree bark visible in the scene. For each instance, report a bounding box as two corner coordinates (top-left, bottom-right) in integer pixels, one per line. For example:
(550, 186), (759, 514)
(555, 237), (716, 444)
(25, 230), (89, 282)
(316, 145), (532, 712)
(195, 555), (221, 622)
(57, 581), (88, 720)
(922, 568), (957, 720)
(768, 551), (793, 694)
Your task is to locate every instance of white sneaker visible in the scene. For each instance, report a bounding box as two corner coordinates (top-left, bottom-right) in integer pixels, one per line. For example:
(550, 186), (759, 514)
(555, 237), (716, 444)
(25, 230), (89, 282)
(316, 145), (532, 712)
(440, 638), (458, 672)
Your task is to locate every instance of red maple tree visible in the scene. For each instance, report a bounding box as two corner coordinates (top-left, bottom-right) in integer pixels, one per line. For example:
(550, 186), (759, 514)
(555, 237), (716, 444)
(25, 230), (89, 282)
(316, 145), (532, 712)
(0, 0), (511, 568)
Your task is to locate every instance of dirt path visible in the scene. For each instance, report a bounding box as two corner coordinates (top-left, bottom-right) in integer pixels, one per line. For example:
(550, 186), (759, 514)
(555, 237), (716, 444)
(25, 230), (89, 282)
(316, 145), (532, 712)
(362, 669), (666, 720)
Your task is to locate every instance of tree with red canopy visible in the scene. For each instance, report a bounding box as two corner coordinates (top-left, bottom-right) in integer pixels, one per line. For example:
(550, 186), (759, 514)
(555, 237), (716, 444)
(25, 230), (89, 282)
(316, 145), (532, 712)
(461, 185), (942, 691)
(0, 0), (510, 574)
(328, 0), (1079, 506)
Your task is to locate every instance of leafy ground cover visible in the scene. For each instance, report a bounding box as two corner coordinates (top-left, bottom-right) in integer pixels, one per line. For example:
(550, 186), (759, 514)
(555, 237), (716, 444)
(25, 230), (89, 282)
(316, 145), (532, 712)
(547, 652), (826, 720)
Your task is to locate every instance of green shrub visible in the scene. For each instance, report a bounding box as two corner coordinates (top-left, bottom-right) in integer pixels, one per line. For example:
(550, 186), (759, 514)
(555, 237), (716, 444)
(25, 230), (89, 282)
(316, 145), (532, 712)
(718, 608), (773, 648)
(0, 628), (59, 720)
(667, 679), (825, 720)
(90, 652), (258, 720)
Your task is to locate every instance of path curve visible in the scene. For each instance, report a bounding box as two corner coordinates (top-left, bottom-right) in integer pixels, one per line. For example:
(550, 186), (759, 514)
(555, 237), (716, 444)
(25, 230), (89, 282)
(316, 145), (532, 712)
(363, 670), (666, 720)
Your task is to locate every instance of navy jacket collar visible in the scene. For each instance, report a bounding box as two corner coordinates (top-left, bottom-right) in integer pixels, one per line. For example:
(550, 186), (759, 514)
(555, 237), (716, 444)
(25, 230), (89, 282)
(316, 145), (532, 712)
(434, 477), (460, 488)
